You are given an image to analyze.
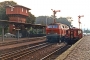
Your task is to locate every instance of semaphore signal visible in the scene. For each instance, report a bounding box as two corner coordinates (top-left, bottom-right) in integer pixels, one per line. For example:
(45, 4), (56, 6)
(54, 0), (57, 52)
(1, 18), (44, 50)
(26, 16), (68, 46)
(51, 9), (60, 23)
(78, 15), (84, 29)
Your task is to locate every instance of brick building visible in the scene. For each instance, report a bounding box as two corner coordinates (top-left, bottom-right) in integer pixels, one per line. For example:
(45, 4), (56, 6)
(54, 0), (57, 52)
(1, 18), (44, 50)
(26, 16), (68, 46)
(6, 5), (30, 33)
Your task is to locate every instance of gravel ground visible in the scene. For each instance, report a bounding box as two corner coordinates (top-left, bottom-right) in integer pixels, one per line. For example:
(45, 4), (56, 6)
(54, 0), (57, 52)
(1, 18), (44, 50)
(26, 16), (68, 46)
(65, 36), (90, 60)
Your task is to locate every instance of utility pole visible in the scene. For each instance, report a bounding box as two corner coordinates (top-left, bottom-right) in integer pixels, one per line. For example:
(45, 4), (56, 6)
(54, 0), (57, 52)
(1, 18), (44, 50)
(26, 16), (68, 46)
(46, 16), (49, 26)
(78, 15), (84, 29)
(84, 24), (85, 33)
(51, 9), (60, 23)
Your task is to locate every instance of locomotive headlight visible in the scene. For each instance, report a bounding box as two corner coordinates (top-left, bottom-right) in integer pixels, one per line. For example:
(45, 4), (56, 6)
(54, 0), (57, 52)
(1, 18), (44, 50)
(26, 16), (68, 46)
(48, 33), (50, 34)
(55, 33), (57, 34)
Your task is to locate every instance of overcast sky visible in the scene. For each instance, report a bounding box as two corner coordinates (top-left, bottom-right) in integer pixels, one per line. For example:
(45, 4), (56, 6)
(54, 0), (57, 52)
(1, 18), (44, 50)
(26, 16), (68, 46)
(0, 0), (90, 29)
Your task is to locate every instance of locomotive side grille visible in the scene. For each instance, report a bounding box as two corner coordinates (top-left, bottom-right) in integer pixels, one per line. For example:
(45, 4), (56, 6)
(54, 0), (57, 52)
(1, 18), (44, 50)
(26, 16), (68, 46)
(47, 29), (59, 34)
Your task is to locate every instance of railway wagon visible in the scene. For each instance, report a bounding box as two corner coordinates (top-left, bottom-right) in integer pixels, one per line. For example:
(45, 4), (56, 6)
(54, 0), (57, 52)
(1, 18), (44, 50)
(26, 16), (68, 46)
(65, 27), (83, 44)
(46, 23), (69, 43)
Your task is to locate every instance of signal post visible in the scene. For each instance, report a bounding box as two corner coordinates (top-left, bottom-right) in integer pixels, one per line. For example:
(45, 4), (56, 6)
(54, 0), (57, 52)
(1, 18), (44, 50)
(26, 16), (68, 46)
(51, 9), (60, 23)
(78, 15), (84, 29)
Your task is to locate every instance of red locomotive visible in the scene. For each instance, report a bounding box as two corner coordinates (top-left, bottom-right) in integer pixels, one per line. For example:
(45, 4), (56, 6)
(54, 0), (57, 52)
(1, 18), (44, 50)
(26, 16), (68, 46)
(46, 24), (83, 44)
(46, 23), (69, 43)
(65, 27), (83, 44)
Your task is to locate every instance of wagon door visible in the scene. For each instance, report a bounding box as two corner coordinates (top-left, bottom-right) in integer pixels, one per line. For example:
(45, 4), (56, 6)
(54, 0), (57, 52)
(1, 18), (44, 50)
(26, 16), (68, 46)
(70, 29), (74, 39)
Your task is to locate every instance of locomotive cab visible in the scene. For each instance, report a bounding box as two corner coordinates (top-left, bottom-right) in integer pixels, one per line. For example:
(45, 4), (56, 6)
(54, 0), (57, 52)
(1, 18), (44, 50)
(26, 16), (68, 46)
(46, 24), (60, 43)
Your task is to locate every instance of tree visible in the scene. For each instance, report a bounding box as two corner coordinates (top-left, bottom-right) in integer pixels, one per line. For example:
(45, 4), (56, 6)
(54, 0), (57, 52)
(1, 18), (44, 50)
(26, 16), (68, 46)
(57, 17), (71, 26)
(35, 16), (71, 26)
(0, 1), (36, 24)
(0, 1), (17, 20)
(26, 12), (36, 24)
(35, 16), (53, 25)
(84, 29), (90, 33)
(0, 1), (17, 33)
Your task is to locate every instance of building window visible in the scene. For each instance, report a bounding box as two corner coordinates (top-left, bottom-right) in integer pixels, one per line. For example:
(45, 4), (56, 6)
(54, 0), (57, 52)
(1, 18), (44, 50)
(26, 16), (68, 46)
(26, 10), (27, 13)
(22, 8), (23, 12)
(11, 7), (14, 11)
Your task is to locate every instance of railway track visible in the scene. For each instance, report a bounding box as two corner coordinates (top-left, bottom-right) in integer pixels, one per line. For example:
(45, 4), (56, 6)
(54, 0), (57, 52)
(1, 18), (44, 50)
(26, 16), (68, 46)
(16, 42), (67, 60)
(41, 44), (71, 60)
(0, 41), (69, 60)
(0, 40), (46, 55)
(0, 36), (46, 46)
(0, 42), (49, 60)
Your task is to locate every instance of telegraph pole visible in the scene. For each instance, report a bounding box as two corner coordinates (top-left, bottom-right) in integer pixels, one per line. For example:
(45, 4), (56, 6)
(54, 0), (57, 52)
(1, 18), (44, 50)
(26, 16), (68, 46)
(78, 15), (84, 29)
(51, 9), (60, 23)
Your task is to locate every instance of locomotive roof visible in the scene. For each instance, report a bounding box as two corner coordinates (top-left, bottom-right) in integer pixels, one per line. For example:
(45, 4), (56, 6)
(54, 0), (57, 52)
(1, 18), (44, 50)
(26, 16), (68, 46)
(0, 20), (46, 29)
(48, 23), (68, 27)
(48, 23), (66, 25)
(69, 27), (82, 30)
(6, 5), (31, 10)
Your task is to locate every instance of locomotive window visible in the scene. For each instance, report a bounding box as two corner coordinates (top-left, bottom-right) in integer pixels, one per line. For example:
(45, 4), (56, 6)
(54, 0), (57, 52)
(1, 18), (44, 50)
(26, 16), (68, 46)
(53, 25), (58, 28)
(78, 30), (81, 34)
(47, 25), (58, 28)
(47, 25), (53, 28)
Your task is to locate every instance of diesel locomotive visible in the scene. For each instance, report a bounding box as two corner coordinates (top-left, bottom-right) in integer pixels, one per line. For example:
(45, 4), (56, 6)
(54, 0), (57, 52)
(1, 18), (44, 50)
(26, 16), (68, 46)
(46, 23), (69, 43)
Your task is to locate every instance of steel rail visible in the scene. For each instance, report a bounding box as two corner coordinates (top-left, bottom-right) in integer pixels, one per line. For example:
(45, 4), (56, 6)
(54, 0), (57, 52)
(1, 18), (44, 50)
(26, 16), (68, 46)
(0, 42), (49, 60)
(40, 43), (67, 60)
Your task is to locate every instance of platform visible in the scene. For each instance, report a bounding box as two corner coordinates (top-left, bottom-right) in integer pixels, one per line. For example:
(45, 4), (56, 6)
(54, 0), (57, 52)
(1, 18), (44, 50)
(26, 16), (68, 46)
(55, 36), (90, 60)
(0, 36), (46, 43)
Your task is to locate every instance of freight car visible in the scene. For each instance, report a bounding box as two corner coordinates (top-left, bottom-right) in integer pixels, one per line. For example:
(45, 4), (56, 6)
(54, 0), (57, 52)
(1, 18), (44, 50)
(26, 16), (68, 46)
(65, 27), (83, 44)
(46, 23), (69, 43)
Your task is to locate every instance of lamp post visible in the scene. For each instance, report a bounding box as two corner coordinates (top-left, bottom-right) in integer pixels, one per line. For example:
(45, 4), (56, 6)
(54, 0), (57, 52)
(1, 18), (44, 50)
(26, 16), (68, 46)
(0, 20), (8, 42)
(46, 16), (47, 26)
(78, 15), (84, 29)
(2, 26), (4, 42)
(84, 24), (85, 33)
(15, 29), (20, 40)
(70, 19), (73, 27)
(46, 16), (49, 26)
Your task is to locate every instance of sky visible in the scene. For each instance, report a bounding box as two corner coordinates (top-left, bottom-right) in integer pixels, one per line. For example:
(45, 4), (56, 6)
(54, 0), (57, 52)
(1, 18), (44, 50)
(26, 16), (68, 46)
(0, 0), (90, 29)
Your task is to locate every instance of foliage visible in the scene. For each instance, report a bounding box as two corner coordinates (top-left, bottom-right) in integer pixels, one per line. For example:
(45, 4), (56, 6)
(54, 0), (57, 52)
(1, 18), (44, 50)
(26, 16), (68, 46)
(35, 16), (53, 25)
(0, 26), (8, 35)
(35, 16), (71, 26)
(84, 29), (90, 33)
(57, 17), (71, 26)
(0, 1), (36, 33)
(0, 1), (17, 33)
(0, 27), (1, 35)
(0, 1), (17, 20)
(0, 1), (36, 23)
(26, 12), (36, 24)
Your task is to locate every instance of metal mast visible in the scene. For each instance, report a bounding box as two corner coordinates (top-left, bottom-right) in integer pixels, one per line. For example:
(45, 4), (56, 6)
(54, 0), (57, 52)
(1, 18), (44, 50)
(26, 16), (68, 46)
(78, 15), (84, 29)
(51, 9), (60, 23)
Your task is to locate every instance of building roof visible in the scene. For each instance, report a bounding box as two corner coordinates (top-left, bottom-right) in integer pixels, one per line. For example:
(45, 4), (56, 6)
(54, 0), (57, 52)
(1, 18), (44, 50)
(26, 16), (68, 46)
(6, 5), (31, 10)
(0, 20), (46, 29)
